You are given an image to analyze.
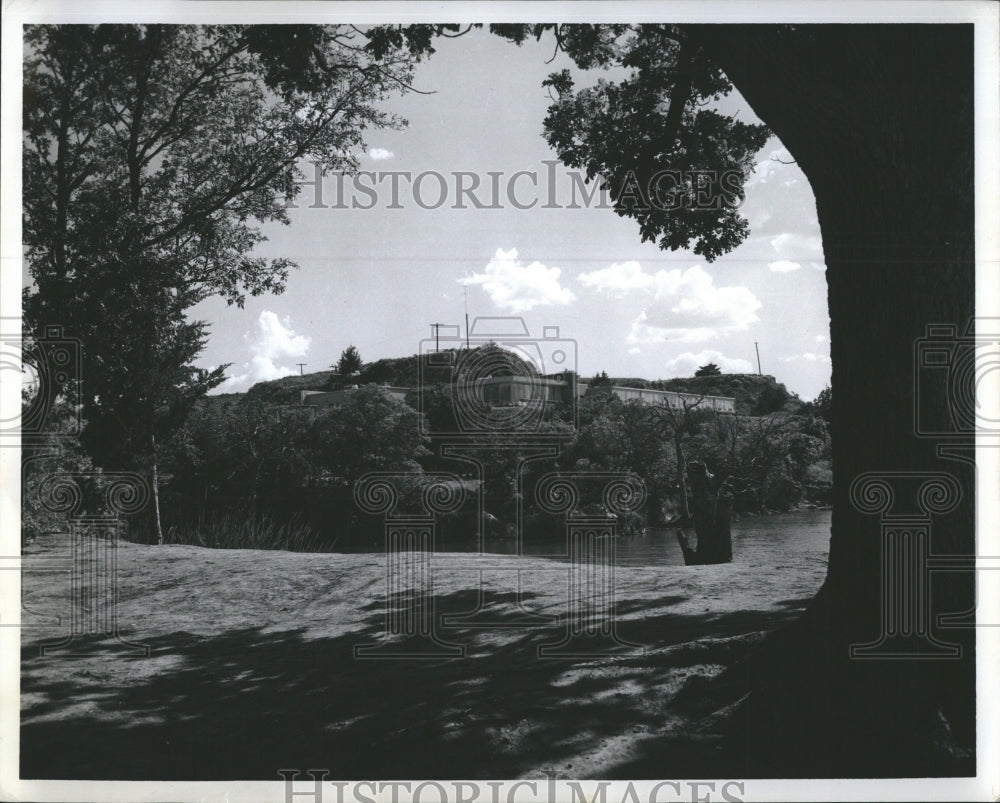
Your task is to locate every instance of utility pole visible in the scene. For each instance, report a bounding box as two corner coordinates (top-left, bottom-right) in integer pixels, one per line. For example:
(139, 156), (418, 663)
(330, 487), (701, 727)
(754, 342), (762, 375)
(430, 323), (443, 353)
(464, 287), (470, 350)
(296, 362), (307, 376)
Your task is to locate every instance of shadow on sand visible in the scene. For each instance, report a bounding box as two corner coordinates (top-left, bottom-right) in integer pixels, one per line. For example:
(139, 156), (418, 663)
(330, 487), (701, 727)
(21, 589), (812, 780)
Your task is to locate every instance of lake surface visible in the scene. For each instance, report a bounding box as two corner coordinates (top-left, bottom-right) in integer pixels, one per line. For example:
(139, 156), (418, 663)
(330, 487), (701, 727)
(340, 509), (832, 569)
(612, 509), (830, 567)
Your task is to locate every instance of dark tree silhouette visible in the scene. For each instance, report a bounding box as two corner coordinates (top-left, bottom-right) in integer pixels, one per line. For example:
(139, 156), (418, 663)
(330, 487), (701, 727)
(22, 25), (432, 531)
(336, 344), (364, 375)
(674, 461), (733, 565)
(682, 25), (975, 777)
(497, 22), (975, 776)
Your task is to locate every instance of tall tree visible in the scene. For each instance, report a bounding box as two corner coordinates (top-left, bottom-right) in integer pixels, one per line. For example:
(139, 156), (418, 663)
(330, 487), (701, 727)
(492, 22), (976, 775)
(335, 344), (363, 375)
(22, 25), (436, 532)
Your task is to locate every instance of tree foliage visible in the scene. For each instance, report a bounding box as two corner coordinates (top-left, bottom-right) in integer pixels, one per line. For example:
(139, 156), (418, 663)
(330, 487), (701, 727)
(335, 345), (363, 376)
(506, 24), (772, 260)
(695, 362), (722, 377)
(22, 24), (429, 476)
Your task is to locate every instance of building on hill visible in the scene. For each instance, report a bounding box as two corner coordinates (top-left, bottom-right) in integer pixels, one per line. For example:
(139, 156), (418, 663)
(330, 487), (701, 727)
(475, 375), (576, 405)
(300, 385), (410, 408)
(298, 376), (734, 414)
(587, 384), (736, 413)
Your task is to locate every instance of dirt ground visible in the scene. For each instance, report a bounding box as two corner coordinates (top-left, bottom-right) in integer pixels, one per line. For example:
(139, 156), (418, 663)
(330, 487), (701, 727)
(19, 531), (827, 780)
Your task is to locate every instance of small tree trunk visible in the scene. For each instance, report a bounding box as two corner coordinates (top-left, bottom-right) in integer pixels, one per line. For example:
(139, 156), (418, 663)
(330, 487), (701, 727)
(712, 485), (733, 563)
(150, 430), (164, 546)
(676, 461), (733, 565)
(674, 431), (690, 519)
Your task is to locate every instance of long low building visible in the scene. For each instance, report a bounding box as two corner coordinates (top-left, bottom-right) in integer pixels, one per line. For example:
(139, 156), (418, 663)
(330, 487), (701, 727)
(588, 384), (736, 413)
(300, 385), (410, 407)
(300, 376), (735, 414)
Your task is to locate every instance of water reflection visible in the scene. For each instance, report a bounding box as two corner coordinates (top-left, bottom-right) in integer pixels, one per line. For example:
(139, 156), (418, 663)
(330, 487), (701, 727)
(342, 509), (832, 568)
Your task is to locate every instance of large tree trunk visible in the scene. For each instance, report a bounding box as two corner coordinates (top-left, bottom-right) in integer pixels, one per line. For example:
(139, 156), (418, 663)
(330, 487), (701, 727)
(685, 24), (976, 776)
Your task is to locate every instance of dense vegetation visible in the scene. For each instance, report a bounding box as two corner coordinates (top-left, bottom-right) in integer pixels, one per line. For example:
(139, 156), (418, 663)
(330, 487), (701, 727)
(24, 345), (830, 549)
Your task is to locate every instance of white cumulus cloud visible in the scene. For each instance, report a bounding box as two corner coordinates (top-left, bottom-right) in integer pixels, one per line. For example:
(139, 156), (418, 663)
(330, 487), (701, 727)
(367, 147), (394, 161)
(781, 352), (831, 364)
(769, 231), (824, 270)
(577, 260), (655, 296)
(219, 311), (311, 391)
(460, 248), (576, 313)
(662, 351), (754, 377)
(580, 261), (761, 344)
(627, 265), (761, 343)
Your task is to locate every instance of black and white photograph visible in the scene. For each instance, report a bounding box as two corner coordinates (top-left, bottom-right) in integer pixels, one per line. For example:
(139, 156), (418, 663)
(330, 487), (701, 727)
(1, 2), (997, 801)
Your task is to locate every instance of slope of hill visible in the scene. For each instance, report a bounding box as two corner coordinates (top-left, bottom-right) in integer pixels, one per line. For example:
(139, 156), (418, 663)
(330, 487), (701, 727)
(242, 370), (338, 404)
(237, 349), (797, 416)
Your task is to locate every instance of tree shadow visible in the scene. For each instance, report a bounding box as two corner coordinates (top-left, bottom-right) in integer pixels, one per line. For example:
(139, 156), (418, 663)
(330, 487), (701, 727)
(21, 589), (814, 780)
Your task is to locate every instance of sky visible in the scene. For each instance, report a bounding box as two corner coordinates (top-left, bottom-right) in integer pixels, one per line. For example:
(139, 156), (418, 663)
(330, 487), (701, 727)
(194, 28), (831, 400)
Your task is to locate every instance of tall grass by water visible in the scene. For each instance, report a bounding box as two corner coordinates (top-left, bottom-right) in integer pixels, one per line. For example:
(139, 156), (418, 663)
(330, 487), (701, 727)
(161, 511), (329, 552)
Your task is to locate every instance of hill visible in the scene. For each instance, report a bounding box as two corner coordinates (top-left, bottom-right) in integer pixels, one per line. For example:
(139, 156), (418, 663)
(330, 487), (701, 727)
(655, 373), (797, 415)
(242, 370), (338, 404)
(236, 349), (798, 416)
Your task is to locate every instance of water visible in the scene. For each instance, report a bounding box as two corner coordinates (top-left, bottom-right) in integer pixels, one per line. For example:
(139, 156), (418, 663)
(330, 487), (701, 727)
(617, 509), (832, 567)
(342, 509), (832, 568)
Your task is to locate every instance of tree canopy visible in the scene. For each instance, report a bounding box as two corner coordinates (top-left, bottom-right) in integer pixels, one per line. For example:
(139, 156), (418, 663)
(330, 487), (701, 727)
(22, 24), (434, 472)
(525, 24), (771, 260)
(335, 344), (363, 375)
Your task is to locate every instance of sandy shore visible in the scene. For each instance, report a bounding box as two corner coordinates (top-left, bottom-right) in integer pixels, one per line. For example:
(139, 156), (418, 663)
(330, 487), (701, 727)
(20, 533), (827, 780)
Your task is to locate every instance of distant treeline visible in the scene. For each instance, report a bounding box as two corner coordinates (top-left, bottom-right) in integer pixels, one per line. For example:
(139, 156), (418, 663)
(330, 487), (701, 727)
(23, 348), (831, 551)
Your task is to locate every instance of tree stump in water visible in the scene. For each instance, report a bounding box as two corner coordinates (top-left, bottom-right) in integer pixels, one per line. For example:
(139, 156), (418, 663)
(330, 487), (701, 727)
(675, 461), (733, 565)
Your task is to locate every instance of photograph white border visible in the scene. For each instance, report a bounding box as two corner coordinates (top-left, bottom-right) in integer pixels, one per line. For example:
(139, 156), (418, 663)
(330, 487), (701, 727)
(1, 2), (997, 801)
